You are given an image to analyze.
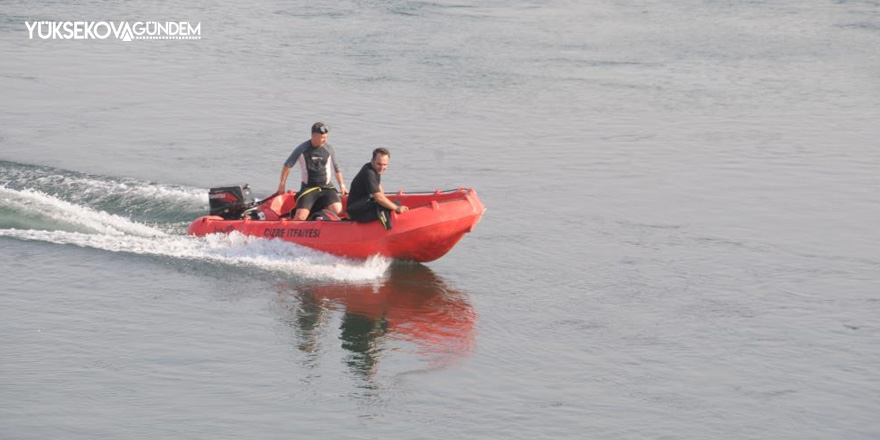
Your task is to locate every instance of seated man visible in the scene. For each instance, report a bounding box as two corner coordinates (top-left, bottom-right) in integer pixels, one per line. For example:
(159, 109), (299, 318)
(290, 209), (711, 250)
(347, 148), (408, 230)
(277, 122), (347, 221)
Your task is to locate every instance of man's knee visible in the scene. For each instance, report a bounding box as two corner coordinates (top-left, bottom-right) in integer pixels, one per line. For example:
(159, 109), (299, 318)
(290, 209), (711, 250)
(293, 209), (310, 221)
(327, 202), (342, 214)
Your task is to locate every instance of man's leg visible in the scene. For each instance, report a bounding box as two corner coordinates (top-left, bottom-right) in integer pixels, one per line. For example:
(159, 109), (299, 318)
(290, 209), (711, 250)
(322, 191), (343, 215)
(292, 189), (321, 221)
(348, 206), (378, 223)
(327, 202), (343, 215)
(293, 208), (310, 221)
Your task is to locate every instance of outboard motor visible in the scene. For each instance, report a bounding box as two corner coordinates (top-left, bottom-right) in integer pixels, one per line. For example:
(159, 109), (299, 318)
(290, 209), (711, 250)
(208, 184), (254, 219)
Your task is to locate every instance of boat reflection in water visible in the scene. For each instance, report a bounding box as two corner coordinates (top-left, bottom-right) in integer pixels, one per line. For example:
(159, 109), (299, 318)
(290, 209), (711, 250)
(275, 264), (477, 381)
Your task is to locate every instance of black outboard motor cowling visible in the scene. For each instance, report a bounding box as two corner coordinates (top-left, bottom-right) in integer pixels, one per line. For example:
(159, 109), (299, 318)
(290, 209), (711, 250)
(209, 184), (254, 219)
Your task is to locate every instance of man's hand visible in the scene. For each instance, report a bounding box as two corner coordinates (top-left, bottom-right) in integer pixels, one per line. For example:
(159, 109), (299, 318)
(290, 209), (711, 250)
(395, 205), (409, 214)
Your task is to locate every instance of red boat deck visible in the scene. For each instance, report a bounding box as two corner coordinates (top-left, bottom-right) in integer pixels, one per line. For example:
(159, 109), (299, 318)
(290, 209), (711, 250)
(187, 188), (485, 262)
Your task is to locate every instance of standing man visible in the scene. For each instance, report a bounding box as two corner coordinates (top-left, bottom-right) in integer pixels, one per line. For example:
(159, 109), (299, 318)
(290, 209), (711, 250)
(347, 148), (408, 230)
(278, 122), (347, 220)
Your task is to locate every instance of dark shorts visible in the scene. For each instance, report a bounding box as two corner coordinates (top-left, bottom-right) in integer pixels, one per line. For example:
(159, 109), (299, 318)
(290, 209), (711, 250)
(347, 197), (395, 229)
(295, 187), (340, 213)
(347, 198), (380, 222)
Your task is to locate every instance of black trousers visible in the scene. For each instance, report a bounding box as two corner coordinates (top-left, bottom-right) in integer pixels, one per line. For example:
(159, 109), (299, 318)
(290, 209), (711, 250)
(347, 198), (394, 230)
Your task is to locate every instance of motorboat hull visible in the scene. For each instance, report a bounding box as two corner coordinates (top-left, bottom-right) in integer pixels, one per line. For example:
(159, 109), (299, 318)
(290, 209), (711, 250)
(187, 188), (485, 262)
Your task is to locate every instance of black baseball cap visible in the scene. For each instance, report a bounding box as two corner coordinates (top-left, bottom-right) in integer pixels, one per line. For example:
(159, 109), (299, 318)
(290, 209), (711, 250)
(311, 122), (329, 134)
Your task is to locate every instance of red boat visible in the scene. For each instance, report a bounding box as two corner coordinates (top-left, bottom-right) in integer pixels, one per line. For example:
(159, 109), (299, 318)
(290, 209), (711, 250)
(187, 186), (485, 262)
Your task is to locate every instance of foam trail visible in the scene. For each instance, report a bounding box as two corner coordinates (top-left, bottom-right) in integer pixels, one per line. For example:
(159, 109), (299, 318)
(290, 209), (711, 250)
(0, 229), (391, 282)
(28, 173), (205, 205)
(0, 187), (165, 236)
(0, 162), (390, 281)
(0, 160), (205, 203)
(0, 160), (207, 224)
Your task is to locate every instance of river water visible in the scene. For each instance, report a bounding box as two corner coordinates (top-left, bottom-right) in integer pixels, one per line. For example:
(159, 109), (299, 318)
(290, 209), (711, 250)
(2, 1), (879, 439)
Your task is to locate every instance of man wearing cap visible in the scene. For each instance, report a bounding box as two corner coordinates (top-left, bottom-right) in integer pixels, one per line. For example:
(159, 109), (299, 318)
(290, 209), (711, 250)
(277, 122), (347, 221)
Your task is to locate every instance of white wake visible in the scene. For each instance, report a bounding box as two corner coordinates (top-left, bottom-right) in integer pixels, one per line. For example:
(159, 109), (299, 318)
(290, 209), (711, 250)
(0, 187), (390, 281)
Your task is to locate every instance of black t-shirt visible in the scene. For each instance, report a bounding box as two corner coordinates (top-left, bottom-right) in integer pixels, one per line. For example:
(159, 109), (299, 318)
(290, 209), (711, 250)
(348, 162), (381, 207)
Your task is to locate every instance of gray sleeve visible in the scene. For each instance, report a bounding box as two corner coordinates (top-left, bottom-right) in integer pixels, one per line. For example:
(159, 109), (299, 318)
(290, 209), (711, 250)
(283, 141), (309, 168)
(326, 144), (341, 173)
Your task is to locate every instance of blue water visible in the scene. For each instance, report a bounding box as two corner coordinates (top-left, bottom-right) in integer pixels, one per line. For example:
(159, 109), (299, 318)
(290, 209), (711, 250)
(2, 1), (880, 438)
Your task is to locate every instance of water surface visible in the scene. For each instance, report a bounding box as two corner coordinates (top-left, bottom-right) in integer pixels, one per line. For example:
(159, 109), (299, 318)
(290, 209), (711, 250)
(2, 1), (879, 438)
